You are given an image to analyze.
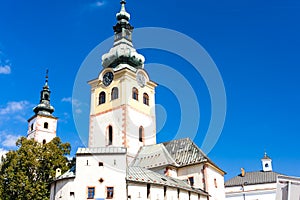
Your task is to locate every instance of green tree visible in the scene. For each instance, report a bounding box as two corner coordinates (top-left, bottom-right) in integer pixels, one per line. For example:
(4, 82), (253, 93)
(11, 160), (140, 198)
(0, 137), (71, 200)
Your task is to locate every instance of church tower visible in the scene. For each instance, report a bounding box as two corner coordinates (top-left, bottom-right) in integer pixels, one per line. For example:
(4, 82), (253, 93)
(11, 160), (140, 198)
(261, 152), (273, 172)
(88, 0), (157, 160)
(27, 71), (58, 144)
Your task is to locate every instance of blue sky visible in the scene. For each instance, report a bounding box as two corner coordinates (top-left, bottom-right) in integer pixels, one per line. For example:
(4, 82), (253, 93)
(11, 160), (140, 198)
(0, 0), (300, 180)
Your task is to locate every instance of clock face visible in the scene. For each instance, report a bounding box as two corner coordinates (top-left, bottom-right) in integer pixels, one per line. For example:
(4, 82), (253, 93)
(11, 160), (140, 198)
(136, 72), (146, 87)
(103, 71), (114, 86)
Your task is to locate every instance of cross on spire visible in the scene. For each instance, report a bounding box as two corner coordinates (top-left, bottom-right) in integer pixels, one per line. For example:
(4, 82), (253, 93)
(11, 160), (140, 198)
(45, 69), (49, 85)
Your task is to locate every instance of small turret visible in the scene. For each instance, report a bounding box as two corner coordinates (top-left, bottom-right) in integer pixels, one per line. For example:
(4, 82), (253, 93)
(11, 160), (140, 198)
(261, 152), (272, 172)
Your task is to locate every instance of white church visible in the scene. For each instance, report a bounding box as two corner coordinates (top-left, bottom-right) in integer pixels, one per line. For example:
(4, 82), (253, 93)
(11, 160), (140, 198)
(45, 1), (226, 199)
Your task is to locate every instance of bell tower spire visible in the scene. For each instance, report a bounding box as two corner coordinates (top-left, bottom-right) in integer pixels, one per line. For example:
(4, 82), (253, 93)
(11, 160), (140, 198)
(27, 70), (58, 144)
(102, 0), (145, 71)
(33, 69), (55, 116)
(113, 0), (133, 41)
(88, 1), (157, 162)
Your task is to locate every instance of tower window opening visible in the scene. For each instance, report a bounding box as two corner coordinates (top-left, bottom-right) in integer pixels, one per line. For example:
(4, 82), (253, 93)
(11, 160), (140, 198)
(265, 163), (269, 167)
(139, 126), (144, 143)
(107, 125), (113, 145)
(111, 87), (119, 100)
(143, 93), (149, 105)
(164, 186), (167, 197)
(44, 122), (49, 129)
(31, 123), (34, 131)
(132, 87), (139, 100)
(99, 91), (106, 105)
(42, 139), (46, 144)
(44, 94), (49, 100)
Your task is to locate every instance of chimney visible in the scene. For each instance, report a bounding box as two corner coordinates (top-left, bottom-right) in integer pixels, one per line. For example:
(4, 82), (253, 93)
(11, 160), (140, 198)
(241, 168), (245, 177)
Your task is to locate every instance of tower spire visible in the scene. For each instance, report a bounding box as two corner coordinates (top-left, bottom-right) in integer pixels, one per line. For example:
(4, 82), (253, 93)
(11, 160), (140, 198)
(33, 70), (55, 116)
(102, 0), (145, 71)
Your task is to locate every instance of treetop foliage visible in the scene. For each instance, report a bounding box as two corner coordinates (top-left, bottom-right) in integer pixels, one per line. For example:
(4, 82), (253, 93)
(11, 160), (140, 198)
(0, 137), (71, 200)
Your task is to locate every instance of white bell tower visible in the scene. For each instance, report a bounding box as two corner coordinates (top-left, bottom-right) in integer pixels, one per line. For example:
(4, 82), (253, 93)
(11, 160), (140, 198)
(88, 0), (157, 161)
(27, 71), (57, 144)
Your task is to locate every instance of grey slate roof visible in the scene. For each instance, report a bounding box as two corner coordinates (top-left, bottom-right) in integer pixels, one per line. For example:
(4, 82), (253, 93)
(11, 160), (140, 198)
(163, 138), (208, 167)
(130, 143), (177, 168)
(127, 166), (208, 196)
(131, 138), (223, 173)
(225, 171), (282, 187)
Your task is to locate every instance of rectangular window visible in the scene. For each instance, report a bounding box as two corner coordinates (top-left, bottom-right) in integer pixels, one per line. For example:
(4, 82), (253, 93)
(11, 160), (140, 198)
(188, 176), (194, 187)
(107, 187), (114, 199)
(87, 187), (95, 199)
(147, 184), (151, 198)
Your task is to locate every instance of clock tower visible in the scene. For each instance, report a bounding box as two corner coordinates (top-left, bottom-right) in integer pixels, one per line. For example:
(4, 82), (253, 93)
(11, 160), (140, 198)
(27, 71), (57, 144)
(88, 0), (157, 161)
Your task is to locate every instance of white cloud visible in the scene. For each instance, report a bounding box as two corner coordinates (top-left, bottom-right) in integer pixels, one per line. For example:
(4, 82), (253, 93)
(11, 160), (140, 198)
(1, 133), (20, 148)
(14, 115), (28, 123)
(62, 97), (81, 107)
(0, 65), (11, 74)
(62, 97), (83, 116)
(90, 0), (105, 8)
(0, 101), (30, 115)
(96, 1), (105, 7)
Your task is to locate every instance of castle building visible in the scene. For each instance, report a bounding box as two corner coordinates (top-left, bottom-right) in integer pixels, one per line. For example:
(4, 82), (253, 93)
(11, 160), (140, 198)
(225, 153), (280, 200)
(50, 1), (225, 199)
(225, 153), (300, 200)
(27, 71), (57, 144)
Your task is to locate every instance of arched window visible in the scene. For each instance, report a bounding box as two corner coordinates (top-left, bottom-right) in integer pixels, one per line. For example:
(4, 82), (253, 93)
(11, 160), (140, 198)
(139, 126), (144, 142)
(99, 91), (106, 105)
(111, 87), (119, 100)
(31, 123), (34, 131)
(107, 125), (113, 145)
(132, 87), (139, 100)
(44, 122), (48, 129)
(143, 93), (149, 105)
(42, 139), (46, 144)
